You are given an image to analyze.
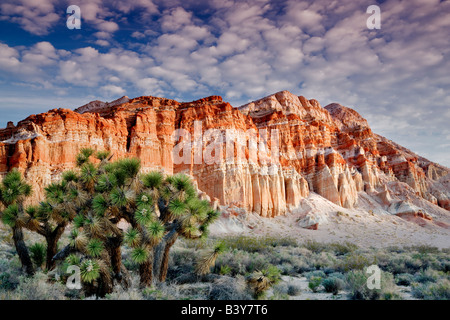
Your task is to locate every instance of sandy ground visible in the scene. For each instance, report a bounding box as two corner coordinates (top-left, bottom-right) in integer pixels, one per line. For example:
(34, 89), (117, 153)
(210, 192), (450, 249)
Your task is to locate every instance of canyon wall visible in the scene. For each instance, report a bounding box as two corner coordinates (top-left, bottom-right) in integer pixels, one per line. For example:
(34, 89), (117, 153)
(0, 91), (448, 217)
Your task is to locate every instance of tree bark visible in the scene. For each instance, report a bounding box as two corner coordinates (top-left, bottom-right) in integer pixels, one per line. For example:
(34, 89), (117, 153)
(96, 272), (114, 297)
(159, 232), (178, 282)
(153, 223), (179, 282)
(45, 223), (66, 270)
(12, 226), (34, 276)
(139, 252), (154, 287)
(52, 244), (74, 263)
(106, 235), (127, 287)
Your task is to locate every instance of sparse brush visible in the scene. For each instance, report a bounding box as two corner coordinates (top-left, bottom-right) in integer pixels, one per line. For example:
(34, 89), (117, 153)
(308, 276), (322, 293)
(322, 277), (344, 295)
(287, 284), (302, 296)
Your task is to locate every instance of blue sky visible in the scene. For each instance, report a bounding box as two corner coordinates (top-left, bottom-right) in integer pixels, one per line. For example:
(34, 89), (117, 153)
(0, 0), (449, 167)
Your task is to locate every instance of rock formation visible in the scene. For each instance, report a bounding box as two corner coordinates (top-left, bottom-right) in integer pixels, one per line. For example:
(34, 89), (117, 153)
(0, 91), (448, 221)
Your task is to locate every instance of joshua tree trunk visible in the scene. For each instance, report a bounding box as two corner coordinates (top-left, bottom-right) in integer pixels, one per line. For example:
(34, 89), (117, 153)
(12, 226), (35, 276)
(45, 223), (66, 270)
(97, 272), (114, 297)
(154, 229), (179, 282)
(52, 244), (73, 263)
(106, 235), (129, 288)
(139, 252), (154, 287)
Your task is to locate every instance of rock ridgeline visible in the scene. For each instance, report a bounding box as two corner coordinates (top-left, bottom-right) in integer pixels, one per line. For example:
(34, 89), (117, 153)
(0, 91), (448, 218)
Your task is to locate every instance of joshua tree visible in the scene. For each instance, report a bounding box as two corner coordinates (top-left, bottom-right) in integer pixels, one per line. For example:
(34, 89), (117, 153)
(0, 170), (34, 275)
(50, 148), (220, 295)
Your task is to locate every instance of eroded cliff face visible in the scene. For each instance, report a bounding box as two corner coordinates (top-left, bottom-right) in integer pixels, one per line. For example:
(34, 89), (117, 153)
(0, 96), (177, 200)
(0, 91), (448, 218)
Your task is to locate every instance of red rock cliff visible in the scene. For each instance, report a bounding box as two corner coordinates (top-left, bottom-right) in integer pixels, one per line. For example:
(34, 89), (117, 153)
(0, 91), (448, 216)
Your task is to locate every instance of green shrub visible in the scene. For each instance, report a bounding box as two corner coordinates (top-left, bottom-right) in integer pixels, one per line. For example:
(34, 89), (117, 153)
(29, 243), (46, 269)
(219, 265), (232, 275)
(304, 270), (326, 280)
(303, 240), (326, 253)
(322, 277), (344, 295)
(395, 273), (414, 286)
(407, 245), (440, 255)
(246, 265), (281, 299)
(0, 272), (18, 290)
(338, 253), (375, 272)
(287, 284), (301, 296)
(330, 242), (358, 255)
(220, 236), (297, 253)
(346, 269), (396, 300)
(412, 279), (450, 300)
(414, 269), (439, 284)
(308, 277), (322, 293)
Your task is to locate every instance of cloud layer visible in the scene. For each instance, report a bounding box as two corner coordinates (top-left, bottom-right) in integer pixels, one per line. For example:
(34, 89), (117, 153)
(0, 0), (449, 166)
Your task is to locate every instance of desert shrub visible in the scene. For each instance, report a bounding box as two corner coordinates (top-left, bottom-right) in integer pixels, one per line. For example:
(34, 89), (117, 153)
(311, 251), (338, 270)
(270, 283), (290, 300)
(171, 248), (196, 269)
(246, 253), (271, 273)
(304, 270), (326, 280)
(303, 240), (326, 253)
(142, 282), (180, 300)
(381, 253), (420, 274)
(387, 246), (405, 254)
(412, 279), (450, 300)
(438, 260), (450, 273)
(271, 282), (288, 295)
(219, 265), (232, 275)
(173, 272), (199, 284)
(2, 272), (67, 300)
(322, 277), (345, 295)
(287, 284), (302, 296)
(178, 283), (212, 299)
(106, 288), (144, 300)
(330, 242), (358, 255)
(220, 236), (296, 253)
(404, 257), (424, 272)
(209, 275), (252, 300)
(408, 245), (440, 255)
(346, 269), (397, 300)
(294, 259), (314, 273)
(327, 272), (346, 280)
(0, 272), (18, 290)
(338, 253), (376, 272)
(308, 277), (322, 293)
(29, 242), (46, 269)
(414, 269), (439, 284)
(395, 273), (415, 286)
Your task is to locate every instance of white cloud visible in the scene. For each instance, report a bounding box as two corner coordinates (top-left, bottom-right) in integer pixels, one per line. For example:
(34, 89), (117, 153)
(0, 0), (59, 35)
(95, 39), (110, 47)
(101, 84), (126, 96)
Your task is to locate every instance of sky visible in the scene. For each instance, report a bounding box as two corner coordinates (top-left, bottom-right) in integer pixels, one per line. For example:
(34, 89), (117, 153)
(0, 0), (449, 167)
